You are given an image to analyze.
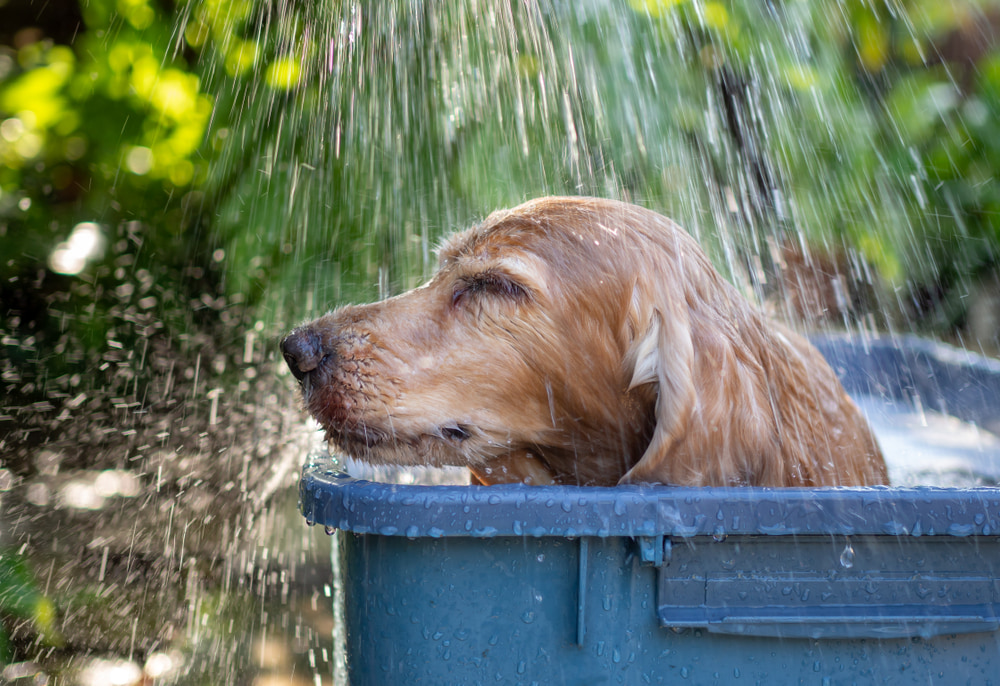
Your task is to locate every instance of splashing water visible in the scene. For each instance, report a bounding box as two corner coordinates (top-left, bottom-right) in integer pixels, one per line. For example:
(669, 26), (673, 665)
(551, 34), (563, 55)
(184, 0), (954, 329)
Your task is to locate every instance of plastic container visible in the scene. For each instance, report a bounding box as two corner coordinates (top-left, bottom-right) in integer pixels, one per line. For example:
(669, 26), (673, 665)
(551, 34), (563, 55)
(299, 335), (1000, 684)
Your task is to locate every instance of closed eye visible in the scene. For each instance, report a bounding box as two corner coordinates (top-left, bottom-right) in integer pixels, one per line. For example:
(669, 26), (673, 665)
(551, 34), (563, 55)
(452, 271), (529, 307)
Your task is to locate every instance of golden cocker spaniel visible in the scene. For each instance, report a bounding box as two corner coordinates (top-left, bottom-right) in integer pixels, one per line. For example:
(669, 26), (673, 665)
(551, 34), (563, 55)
(282, 197), (888, 487)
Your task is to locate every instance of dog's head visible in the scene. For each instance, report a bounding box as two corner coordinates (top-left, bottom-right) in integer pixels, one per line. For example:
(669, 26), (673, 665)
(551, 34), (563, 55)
(281, 197), (712, 485)
(282, 196), (888, 487)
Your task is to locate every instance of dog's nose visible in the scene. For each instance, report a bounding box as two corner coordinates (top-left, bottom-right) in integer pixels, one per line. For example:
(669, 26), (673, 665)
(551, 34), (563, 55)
(280, 328), (327, 381)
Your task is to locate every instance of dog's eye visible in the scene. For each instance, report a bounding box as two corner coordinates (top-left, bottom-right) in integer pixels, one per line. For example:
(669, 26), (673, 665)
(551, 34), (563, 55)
(440, 425), (471, 441)
(452, 272), (528, 307)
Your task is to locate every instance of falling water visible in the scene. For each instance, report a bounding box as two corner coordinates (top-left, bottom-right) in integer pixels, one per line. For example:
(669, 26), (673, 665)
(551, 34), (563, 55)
(188, 0), (935, 325)
(3, 0), (1000, 683)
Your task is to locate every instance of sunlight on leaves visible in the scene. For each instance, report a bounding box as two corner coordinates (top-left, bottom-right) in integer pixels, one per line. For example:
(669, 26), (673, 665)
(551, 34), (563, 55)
(265, 55), (303, 90)
(628, 0), (685, 19)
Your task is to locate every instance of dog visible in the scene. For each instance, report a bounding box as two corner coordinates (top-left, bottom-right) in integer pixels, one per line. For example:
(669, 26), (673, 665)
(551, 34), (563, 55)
(281, 197), (888, 487)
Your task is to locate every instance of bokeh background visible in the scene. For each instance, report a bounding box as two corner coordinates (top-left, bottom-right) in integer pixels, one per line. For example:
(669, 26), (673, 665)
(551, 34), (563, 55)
(3, 0), (1000, 683)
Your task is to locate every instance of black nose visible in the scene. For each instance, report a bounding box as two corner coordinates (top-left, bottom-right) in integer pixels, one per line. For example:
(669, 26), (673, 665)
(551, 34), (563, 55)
(280, 328), (328, 381)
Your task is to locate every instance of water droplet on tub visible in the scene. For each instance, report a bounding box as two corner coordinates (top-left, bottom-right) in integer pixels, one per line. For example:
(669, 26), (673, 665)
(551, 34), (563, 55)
(324, 525), (336, 535)
(839, 542), (855, 569)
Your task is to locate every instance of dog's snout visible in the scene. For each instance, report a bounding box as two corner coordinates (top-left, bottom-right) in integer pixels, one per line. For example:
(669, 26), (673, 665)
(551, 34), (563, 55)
(281, 328), (329, 381)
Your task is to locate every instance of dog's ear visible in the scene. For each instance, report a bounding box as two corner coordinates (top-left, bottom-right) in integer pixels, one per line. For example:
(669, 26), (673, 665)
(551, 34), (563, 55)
(619, 275), (696, 484)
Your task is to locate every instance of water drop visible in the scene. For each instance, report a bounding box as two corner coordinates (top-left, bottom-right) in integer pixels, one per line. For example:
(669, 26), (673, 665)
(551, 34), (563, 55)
(839, 541), (855, 569)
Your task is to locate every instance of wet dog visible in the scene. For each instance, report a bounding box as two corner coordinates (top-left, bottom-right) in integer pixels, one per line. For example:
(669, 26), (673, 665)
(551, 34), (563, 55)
(281, 197), (888, 487)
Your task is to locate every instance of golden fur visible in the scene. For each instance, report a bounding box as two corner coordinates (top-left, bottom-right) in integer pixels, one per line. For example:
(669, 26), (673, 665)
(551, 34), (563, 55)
(281, 197), (888, 487)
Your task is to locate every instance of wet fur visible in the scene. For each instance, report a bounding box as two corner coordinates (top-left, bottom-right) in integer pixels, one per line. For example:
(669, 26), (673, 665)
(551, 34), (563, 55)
(283, 197), (888, 487)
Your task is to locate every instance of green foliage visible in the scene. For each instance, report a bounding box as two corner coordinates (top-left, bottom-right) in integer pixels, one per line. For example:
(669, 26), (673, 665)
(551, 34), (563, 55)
(4, 0), (1000, 425)
(0, 0), (224, 419)
(177, 0), (1000, 330)
(855, 1), (1000, 329)
(0, 550), (62, 664)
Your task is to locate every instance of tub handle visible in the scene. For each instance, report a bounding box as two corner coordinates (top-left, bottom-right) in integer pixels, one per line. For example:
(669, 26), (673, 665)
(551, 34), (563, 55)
(651, 534), (1000, 639)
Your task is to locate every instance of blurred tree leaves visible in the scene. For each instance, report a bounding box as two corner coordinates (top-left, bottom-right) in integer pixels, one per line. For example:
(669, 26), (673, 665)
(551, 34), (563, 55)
(0, 550), (61, 664)
(3, 0), (1000, 424)
(2, 0), (209, 399)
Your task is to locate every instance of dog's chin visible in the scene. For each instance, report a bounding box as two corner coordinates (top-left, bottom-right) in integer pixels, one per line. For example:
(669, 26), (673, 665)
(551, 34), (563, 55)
(325, 422), (488, 470)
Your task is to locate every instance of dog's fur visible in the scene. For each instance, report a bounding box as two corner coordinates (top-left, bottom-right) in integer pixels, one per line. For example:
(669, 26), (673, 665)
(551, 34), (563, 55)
(282, 197), (888, 487)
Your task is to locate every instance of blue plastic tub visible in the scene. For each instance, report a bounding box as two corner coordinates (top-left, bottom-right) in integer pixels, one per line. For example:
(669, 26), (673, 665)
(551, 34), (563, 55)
(299, 336), (1000, 684)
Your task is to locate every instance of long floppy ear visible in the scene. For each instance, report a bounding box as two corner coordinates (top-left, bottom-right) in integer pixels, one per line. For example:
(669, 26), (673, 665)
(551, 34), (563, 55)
(619, 275), (696, 484)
